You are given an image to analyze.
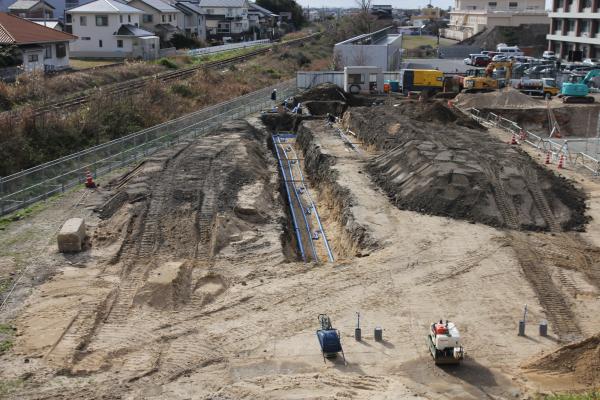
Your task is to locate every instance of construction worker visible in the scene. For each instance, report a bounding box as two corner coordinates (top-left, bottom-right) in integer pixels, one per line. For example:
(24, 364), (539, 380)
(270, 89), (277, 108)
(292, 102), (303, 115)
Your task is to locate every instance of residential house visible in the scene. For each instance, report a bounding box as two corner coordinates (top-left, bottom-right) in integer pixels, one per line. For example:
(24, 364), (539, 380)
(441, 0), (548, 41)
(370, 4), (393, 19)
(198, 0), (250, 41)
(0, 12), (75, 74)
(66, 0), (160, 59)
(31, 18), (64, 30)
(127, 0), (181, 42)
(248, 2), (276, 38)
(547, 0), (600, 60)
(174, 1), (204, 39)
(8, 0), (53, 18)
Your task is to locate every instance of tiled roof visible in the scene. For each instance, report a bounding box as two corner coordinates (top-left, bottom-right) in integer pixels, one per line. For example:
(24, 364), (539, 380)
(199, 0), (246, 8)
(0, 12), (76, 44)
(174, 1), (202, 14)
(114, 23), (155, 36)
(249, 2), (276, 16)
(67, 0), (143, 13)
(132, 0), (178, 12)
(8, 0), (55, 10)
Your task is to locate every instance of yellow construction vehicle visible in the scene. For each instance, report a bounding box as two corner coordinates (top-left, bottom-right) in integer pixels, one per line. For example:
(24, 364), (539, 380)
(462, 61), (514, 93)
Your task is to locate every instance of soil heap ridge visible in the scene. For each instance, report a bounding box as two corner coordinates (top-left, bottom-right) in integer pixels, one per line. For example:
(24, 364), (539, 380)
(453, 88), (546, 109)
(342, 100), (588, 231)
(523, 332), (600, 386)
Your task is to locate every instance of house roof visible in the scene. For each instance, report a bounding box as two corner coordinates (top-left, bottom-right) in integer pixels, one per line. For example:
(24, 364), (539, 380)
(130, 0), (178, 13)
(8, 0), (55, 10)
(0, 12), (75, 44)
(248, 2), (276, 17)
(32, 19), (63, 29)
(174, 1), (202, 15)
(154, 23), (179, 32)
(198, 0), (246, 8)
(67, 0), (144, 14)
(114, 23), (154, 36)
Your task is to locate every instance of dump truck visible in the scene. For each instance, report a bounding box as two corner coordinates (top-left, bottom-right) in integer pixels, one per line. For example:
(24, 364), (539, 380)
(401, 69), (444, 95)
(513, 78), (559, 98)
(427, 320), (464, 365)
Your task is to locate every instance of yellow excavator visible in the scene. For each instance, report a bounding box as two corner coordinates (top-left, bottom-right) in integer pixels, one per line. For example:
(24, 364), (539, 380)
(462, 61), (513, 93)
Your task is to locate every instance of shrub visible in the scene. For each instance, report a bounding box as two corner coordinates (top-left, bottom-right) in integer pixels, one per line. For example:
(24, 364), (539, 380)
(169, 33), (207, 50)
(171, 83), (194, 97)
(158, 58), (178, 69)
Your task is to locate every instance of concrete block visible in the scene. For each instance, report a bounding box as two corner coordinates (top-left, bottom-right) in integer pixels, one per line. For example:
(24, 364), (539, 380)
(57, 218), (86, 253)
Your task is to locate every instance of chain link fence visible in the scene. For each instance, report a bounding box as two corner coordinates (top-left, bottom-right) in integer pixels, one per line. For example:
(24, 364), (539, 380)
(467, 107), (600, 175)
(0, 79), (297, 216)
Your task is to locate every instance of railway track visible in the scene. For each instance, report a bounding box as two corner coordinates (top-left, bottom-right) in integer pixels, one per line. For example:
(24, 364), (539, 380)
(2, 33), (320, 120)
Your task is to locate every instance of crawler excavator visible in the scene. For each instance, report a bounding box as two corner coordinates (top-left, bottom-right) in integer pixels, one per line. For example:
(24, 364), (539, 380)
(462, 61), (513, 93)
(560, 69), (600, 103)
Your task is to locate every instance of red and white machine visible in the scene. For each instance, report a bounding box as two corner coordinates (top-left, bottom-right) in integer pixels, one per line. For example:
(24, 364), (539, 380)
(427, 320), (464, 365)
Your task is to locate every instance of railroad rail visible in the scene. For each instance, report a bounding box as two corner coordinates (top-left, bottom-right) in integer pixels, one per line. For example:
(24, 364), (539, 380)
(1, 33), (320, 120)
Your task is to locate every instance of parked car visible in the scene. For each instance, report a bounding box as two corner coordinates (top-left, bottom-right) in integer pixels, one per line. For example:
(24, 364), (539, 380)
(583, 58), (600, 67)
(492, 55), (508, 62)
(473, 55), (491, 67)
(543, 50), (557, 60)
(525, 65), (554, 76)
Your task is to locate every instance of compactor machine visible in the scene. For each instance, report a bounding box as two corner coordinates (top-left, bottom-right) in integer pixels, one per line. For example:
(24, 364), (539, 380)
(427, 320), (464, 365)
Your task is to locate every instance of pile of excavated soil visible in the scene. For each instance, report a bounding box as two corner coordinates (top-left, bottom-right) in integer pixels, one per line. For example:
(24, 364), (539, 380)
(291, 83), (371, 109)
(453, 89), (546, 109)
(343, 100), (588, 231)
(524, 333), (600, 386)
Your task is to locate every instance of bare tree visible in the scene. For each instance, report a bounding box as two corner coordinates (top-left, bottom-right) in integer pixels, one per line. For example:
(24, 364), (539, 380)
(355, 0), (373, 33)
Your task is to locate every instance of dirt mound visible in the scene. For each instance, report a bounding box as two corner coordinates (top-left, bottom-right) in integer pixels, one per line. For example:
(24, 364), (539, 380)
(292, 83), (370, 108)
(343, 101), (588, 231)
(524, 333), (600, 386)
(453, 89), (545, 109)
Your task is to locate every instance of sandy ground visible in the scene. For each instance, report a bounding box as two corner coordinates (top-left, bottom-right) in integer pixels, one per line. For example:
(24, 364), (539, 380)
(1, 111), (600, 399)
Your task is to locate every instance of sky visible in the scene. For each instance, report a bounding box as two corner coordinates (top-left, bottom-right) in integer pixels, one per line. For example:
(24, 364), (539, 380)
(296, 0), (553, 11)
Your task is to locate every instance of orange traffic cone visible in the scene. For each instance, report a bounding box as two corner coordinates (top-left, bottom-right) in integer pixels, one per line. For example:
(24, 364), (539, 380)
(85, 170), (96, 188)
(544, 152), (551, 165)
(557, 154), (564, 169)
(519, 129), (527, 141)
(510, 134), (518, 145)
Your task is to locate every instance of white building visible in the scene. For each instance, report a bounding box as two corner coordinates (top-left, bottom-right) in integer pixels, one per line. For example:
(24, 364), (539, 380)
(333, 26), (403, 70)
(198, 0), (250, 41)
(66, 0), (159, 59)
(127, 0), (181, 42)
(0, 12), (75, 73)
(441, 0), (548, 41)
(546, 0), (600, 60)
(174, 1), (204, 39)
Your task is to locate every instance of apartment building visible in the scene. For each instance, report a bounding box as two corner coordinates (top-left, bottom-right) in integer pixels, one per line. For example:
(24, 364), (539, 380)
(546, 0), (600, 60)
(441, 0), (548, 41)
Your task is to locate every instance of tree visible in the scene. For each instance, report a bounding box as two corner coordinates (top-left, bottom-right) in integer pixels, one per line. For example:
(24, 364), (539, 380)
(355, 0), (375, 33)
(256, 0), (305, 29)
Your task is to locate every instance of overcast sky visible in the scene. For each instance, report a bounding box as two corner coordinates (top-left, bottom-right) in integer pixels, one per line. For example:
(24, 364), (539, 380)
(296, 0), (553, 11)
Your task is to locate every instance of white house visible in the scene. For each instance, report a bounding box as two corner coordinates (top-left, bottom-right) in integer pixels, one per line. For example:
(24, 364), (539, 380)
(66, 0), (159, 59)
(126, 0), (181, 42)
(198, 0), (250, 41)
(0, 12), (75, 73)
(174, 1), (205, 39)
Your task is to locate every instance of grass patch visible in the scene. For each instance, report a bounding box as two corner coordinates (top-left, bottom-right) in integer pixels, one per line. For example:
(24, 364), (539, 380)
(539, 393), (600, 400)
(0, 379), (23, 396)
(402, 35), (456, 49)
(0, 339), (13, 353)
(70, 59), (121, 70)
(0, 200), (50, 231)
(0, 324), (14, 334)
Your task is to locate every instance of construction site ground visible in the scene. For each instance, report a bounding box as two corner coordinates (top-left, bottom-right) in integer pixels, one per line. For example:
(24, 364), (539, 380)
(1, 94), (600, 399)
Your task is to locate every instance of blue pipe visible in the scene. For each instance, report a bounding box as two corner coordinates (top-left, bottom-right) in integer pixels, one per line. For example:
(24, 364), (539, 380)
(284, 157), (319, 262)
(273, 135), (306, 262)
(287, 146), (335, 262)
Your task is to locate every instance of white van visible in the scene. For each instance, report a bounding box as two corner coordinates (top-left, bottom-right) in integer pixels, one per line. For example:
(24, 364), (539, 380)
(496, 46), (524, 57)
